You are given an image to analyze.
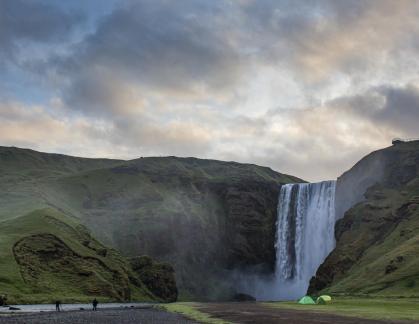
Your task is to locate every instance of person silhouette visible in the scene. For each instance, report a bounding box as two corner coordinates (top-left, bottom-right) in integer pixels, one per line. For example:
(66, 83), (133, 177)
(92, 298), (98, 311)
(55, 300), (61, 311)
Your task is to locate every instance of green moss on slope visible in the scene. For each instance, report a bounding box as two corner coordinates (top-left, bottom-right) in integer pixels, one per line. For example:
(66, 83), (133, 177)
(0, 208), (159, 304)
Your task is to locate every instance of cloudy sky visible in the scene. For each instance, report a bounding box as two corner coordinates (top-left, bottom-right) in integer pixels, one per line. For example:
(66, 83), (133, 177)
(1, 0), (419, 181)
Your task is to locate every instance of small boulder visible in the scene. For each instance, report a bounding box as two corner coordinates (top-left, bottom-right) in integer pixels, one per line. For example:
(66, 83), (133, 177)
(9, 306), (20, 310)
(385, 264), (397, 274)
(232, 293), (256, 302)
(96, 248), (107, 257)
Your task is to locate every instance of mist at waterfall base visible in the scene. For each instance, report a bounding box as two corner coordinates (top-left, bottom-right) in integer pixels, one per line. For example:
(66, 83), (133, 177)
(238, 181), (337, 301)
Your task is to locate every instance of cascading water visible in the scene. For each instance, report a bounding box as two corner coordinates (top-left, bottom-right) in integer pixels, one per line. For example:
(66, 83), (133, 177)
(236, 180), (337, 300)
(274, 180), (337, 300)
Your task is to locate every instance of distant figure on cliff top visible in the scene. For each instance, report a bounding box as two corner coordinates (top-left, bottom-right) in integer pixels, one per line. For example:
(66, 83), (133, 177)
(55, 300), (61, 311)
(92, 298), (98, 311)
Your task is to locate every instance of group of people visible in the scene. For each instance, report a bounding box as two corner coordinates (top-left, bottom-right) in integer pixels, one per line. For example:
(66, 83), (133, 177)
(55, 298), (98, 312)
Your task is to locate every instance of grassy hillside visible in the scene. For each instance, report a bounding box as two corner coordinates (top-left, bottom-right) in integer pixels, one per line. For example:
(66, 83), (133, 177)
(309, 140), (419, 297)
(0, 146), (301, 301)
(0, 208), (159, 304)
(0, 147), (120, 219)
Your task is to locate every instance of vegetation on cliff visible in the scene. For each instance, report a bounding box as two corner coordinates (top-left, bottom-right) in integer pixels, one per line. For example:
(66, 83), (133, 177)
(130, 255), (178, 302)
(0, 146), (301, 301)
(0, 208), (160, 303)
(309, 141), (419, 297)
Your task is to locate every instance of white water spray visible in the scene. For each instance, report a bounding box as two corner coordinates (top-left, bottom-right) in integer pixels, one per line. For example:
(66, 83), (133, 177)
(274, 181), (336, 299)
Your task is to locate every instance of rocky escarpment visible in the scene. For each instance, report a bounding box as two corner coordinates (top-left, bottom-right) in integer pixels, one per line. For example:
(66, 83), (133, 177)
(212, 179), (281, 270)
(309, 141), (419, 296)
(0, 147), (301, 301)
(69, 158), (300, 300)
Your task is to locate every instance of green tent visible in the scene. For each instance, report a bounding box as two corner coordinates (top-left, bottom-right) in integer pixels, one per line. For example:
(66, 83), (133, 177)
(316, 295), (332, 304)
(298, 296), (315, 304)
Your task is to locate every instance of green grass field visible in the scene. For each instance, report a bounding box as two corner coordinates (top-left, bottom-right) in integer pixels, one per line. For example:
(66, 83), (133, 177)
(266, 297), (419, 321)
(160, 303), (231, 324)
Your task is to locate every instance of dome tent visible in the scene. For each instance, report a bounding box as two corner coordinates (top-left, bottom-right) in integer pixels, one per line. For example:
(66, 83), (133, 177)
(316, 295), (332, 304)
(298, 296), (316, 304)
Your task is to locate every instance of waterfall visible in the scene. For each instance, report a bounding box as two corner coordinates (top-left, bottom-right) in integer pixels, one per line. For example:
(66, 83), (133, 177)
(274, 180), (336, 300)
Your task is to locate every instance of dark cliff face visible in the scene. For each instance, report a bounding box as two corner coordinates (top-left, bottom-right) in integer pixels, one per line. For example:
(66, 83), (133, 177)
(216, 180), (280, 270)
(69, 158), (296, 300)
(309, 141), (419, 296)
(0, 147), (302, 301)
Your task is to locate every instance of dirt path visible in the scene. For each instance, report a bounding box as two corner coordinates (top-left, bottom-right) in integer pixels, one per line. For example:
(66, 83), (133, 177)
(197, 302), (408, 324)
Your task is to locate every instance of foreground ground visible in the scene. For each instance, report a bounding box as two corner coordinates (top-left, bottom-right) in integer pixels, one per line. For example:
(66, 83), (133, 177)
(1, 298), (419, 323)
(267, 297), (419, 322)
(0, 307), (197, 324)
(165, 298), (419, 323)
(196, 302), (408, 324)
(0, 305), (390, 324)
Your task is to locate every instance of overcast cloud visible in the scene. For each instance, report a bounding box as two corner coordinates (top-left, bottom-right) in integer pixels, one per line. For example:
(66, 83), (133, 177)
(1, 0), (419, 181)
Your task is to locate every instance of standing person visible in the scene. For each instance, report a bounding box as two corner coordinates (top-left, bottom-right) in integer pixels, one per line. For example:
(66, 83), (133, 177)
(55, 300), (61, 311)
(92, 298), (98, 311)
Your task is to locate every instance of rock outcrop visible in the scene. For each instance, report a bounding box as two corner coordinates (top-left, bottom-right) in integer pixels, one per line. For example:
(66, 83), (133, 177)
(1, 208), (166, 303)
(130, 256), (177, 302)
(14, 234), (133, 301)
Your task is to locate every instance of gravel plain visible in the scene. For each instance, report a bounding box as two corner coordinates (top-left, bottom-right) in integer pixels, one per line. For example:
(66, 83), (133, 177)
(0, 307), (197, 324)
